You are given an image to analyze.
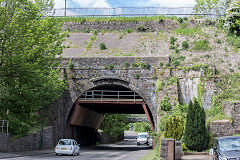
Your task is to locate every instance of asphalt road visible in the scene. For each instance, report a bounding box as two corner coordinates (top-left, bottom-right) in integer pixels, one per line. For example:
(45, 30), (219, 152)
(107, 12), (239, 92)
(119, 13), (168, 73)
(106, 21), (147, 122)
(3, 131), (152, 160)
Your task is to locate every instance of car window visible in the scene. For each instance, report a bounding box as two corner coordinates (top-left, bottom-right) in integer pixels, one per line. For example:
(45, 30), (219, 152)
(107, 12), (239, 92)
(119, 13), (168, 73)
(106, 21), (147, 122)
(219, 138), (240, 152)
(58, 140), (72, 145)
(138, 135), (148, 138)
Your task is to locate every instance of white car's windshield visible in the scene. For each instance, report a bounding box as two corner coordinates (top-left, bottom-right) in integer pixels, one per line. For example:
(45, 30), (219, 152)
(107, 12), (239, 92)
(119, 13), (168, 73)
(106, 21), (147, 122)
(219, 138), (240, 152)
(58, 140), (72, 145)
(138, 135), (148, 138)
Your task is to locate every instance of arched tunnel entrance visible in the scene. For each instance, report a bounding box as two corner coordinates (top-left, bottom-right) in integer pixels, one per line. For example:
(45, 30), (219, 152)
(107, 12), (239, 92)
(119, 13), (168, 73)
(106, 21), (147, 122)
(66, 84), (155, 146)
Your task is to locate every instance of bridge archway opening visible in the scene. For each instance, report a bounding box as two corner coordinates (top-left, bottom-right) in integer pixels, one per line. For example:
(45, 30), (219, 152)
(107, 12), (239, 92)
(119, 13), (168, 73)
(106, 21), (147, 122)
(66, 84), (154, 146)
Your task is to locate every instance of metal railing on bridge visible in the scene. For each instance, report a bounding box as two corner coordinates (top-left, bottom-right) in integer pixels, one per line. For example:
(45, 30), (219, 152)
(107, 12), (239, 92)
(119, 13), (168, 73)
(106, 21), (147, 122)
(0, 120), (8, 134)
(78, 90), (143, 103)
(50, 7), (224, 17)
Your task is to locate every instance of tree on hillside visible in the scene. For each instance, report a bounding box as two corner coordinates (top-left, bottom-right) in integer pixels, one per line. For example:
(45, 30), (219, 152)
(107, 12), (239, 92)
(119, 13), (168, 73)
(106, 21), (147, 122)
(0, 0), (66, 136)
(184, 99), (208, 151)
(225, 0), (240, 35)
(194, 0), (231, 17)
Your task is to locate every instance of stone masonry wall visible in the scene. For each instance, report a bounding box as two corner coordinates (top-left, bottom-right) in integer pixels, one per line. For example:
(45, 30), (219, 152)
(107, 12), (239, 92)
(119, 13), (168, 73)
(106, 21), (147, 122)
(223, 101), (240, 131)
(208, 120), (235, 137)
(0, 126), (54, 152)
(0, 133), (10, 152)
(60, 56), (171, 132)
(62, 20), (179, 32)
(172, 68), (215, 109)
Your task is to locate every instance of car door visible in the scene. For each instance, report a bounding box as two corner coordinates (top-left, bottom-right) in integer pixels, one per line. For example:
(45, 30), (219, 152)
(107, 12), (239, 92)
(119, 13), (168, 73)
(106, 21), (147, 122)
(214, 139), (220, 160)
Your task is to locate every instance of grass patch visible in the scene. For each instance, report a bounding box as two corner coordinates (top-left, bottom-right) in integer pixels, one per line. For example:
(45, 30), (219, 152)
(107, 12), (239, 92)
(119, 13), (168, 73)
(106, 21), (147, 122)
(56, 16), (175, 23)
(141, 149), (158, 160)
(226, 34), (240, 49)
(192, 39), (211, 51)
(175, 27), (201, 37)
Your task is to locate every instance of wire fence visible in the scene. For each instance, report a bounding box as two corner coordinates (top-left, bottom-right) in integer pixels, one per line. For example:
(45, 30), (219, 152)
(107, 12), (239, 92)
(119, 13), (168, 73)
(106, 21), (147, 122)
(49, 7), (223, 17)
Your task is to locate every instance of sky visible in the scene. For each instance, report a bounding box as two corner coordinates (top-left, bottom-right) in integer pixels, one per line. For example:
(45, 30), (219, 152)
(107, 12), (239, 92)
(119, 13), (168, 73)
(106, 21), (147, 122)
(53, 0), (196, 8)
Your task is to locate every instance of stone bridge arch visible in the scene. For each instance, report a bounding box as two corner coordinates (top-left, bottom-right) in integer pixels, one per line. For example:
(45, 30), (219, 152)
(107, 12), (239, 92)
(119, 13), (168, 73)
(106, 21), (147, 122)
(52, 56), (179, 146)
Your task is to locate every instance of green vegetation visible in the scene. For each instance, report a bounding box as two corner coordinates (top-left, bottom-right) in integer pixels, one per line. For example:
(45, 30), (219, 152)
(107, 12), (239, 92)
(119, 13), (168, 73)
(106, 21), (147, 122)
(155, 79), (164, 92)
(182, 41), (189, 50)
(124, 62), (129, 69)
(164, 115), (184, 141)
(159, 97), (171, 112)
(133, 122), (152, 132)
(0, 0), (65, 136)
(135, 73), (140, 79)
(177, 17), (183, 23)
(109, 64), (114, 70)
(104, 64), (115, 70)
(226, 34), (240, 49)
(175, 26), (201, 37)
(225, 0), (240, 35)
(137, 25), (146, 32)
(140, 63), (151, 69)
(56, 16), (174, 23)
(170, 36), (177, 45)
(184, 99), (208, 151)
(100, 42), (107, 50)
(68, 58), (74, 69)
(85, 31), (98, 50)
(216, 39), (221, 44)
(192, 39), (211, 51)
(99, 114), (129, 141)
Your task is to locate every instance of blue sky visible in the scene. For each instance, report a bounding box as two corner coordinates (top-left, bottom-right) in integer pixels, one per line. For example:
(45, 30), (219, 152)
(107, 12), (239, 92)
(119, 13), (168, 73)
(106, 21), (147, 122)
(53, 0), (196, 8)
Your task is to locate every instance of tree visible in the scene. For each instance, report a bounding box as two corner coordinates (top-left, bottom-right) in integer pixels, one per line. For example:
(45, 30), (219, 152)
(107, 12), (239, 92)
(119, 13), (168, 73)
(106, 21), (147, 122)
(99, 114), (129, 141)
(0, 0), (65, 136)
(184, 99), (208, 151)
(194, 0), (231, 18)
(225, 0), (240, 35)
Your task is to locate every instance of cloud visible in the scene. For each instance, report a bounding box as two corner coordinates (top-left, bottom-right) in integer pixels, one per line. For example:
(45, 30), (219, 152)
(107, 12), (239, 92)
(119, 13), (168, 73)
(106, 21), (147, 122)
(137, 0), (196, 7)
(53, 0), (111, 8)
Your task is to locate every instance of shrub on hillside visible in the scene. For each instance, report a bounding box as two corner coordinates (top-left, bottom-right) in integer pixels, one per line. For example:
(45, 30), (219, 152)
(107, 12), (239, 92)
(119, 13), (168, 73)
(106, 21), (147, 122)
(182, 41), (189, 50)
(159, 96), (171, 111)
(100, 43), (107, 50)
(164, 115), (184, 141)
(184, 99), (208, 151)
(225, 0), (240, 35)
(192, 39), (211, 51)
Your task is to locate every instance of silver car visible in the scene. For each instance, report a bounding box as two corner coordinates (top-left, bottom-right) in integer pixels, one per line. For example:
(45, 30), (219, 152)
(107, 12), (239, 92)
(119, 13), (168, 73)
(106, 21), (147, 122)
(55, 139), (80, 156)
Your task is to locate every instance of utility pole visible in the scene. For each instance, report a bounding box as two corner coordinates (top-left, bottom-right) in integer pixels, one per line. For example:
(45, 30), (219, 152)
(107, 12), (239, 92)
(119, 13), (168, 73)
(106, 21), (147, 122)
(40, 102), (44, 149)
(64, 0), (66, 17)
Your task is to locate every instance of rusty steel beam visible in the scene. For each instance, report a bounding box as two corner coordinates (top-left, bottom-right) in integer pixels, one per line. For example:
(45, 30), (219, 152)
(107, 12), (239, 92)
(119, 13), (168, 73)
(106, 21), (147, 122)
(65, 101), (79, 137)
(78, 100), (145, 104)
(142, 104), (154, 131)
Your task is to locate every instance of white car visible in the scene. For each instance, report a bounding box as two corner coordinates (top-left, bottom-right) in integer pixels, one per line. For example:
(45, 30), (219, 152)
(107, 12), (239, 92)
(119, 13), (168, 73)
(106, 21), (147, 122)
(55, 139), (80, 156)
(137, 132), (149, 146)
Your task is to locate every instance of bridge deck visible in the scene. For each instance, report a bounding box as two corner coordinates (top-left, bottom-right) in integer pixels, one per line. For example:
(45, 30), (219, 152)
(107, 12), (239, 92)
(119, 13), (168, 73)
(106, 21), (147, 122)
(78, 98), (145, 104)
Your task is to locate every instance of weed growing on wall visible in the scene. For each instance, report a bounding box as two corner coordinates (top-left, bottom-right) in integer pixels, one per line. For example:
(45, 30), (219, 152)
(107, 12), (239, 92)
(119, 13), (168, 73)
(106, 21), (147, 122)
(192, 39), (211, 51)
(100, 43), (107, 50)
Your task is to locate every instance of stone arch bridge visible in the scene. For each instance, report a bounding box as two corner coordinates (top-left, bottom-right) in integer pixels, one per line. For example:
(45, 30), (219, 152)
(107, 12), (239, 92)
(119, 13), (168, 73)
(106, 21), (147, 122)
(51, 56), (213, 146)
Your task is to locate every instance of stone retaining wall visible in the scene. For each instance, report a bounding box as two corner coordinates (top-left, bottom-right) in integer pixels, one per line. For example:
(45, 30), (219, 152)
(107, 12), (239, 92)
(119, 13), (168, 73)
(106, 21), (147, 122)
(62, 20), (179, 32)
(208, 120), (235, 137)
(223, 101), (240, 131)
(0, 126), (54, 152)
